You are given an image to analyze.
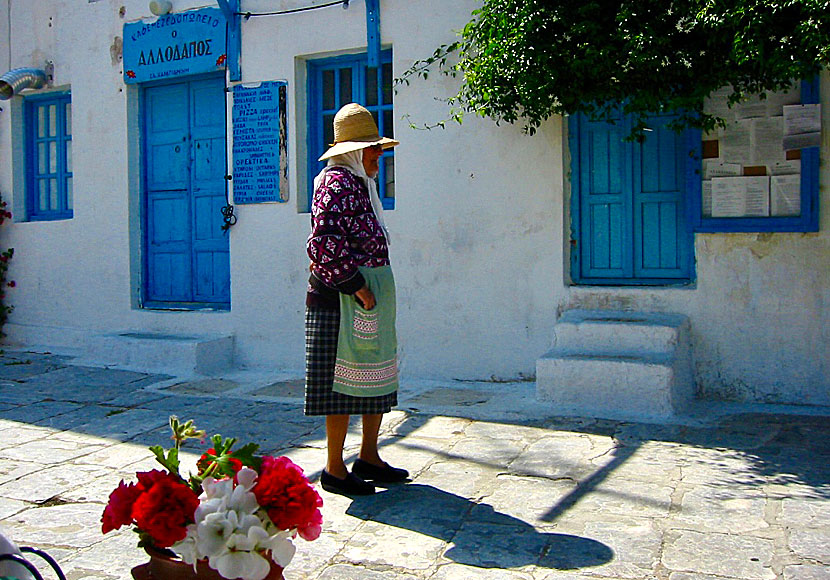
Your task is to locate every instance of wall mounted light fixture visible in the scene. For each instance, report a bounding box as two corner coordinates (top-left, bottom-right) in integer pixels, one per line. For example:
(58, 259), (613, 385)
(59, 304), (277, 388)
(149, 1), (173, 16)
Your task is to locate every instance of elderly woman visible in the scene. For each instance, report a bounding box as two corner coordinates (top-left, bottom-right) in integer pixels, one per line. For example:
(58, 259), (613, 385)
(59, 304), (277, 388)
(305, 103), (408, 496)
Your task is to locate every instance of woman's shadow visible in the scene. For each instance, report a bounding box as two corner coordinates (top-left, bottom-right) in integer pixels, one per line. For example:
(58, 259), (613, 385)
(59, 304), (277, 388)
(346, 484), (613, 570)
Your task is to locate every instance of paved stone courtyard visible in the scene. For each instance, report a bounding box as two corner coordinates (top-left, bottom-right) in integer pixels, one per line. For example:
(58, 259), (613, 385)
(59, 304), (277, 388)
(0, 349), (828, 579)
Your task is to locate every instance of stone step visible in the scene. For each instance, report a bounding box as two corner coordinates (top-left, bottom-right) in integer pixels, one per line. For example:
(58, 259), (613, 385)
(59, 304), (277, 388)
(552, 309), (689, 356)
(536, 310), (695, 423)
(81, 332), (234, 376)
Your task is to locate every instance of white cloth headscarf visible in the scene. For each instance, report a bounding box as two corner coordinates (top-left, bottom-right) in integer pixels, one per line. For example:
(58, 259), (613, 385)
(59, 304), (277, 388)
(313, 150), (390, 243)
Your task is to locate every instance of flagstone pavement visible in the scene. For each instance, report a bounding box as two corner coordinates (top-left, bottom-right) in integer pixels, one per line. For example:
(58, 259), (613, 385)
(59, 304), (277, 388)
(0, 348), (828, 580)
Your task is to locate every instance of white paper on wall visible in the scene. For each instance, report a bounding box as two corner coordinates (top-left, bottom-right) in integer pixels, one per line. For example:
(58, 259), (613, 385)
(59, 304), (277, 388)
(783, 104), (821, 149)
(704, 86), (735, 121)
(701, 181), (713, 217)
(769, 160), (801, 175)
(770, 175), (801, 216)
(751, 117), (785, 164)
(720, 119), (752, 165)
(734, 96), (768, 119)
(763, 83), (801, 116)
(703, 161), (742, 179)
(711, 176), (770, 217)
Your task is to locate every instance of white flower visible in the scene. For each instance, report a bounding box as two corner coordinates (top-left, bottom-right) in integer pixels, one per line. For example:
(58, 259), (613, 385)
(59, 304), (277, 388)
(196, 510), (237, 557)
(171, 468), (300, 579)
(209, 528), (272, 580)
(172, 525), (200, 566)
(261, 530), (296, 568)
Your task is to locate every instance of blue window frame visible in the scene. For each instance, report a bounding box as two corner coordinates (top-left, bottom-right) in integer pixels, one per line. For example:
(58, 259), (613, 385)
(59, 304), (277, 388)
(307, 50), (395, 210)
(688, 78), (819, 233)
(25, 92), (73, 221)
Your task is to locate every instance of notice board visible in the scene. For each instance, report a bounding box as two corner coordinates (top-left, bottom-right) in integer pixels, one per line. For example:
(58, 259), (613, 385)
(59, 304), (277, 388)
(231, 81), (288, 204)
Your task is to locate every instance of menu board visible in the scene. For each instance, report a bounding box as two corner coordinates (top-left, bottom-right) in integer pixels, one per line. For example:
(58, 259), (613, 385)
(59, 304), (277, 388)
(231, 81), (288, 204)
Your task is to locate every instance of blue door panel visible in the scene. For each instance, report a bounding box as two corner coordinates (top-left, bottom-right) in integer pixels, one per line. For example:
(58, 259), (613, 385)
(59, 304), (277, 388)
(143, 75), (229, 307)
(151, 253), (190, 301)
(572, 112), (694, 284)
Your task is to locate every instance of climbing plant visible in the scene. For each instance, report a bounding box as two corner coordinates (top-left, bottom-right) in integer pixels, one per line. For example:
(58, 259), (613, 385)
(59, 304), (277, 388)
(398, 0), (830, 139)
(0, 194), (15, 336)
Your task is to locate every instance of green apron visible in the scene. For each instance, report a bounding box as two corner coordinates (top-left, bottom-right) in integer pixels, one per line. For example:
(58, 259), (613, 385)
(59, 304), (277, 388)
(333, 265), (399, 397)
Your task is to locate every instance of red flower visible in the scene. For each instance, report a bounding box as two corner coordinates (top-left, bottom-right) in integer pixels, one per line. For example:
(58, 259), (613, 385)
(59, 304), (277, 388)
(126, 70), (136, 78)
(253, 457), (323, 540)
(101, 480), (142, 534)
(216, 54), (227, 67)
(132, 470), (199, 547)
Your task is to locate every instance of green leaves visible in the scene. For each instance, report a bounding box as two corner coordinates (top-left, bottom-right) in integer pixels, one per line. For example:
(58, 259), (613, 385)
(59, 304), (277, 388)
(399, 0), (830, 139)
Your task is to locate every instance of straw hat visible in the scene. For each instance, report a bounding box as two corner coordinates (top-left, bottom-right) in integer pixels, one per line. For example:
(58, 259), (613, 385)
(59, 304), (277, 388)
(318, 103), (399, 161)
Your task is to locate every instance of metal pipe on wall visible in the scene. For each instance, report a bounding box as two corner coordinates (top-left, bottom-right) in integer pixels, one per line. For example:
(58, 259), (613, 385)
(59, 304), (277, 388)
(0, 67), (47, 100)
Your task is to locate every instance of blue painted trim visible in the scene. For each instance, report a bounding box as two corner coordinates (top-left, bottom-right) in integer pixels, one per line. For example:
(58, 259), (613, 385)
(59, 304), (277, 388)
(216, 0), (241, 81)
(366, 0), (380, 68)
(685, 128), (703, 233)
(24, 91), (73, 222)
(568, 115), (581, 282)
(693, 77), (820, 233)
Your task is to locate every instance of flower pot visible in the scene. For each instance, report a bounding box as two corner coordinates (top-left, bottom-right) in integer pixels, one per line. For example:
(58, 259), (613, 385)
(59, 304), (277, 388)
(132, 546), (284, 580)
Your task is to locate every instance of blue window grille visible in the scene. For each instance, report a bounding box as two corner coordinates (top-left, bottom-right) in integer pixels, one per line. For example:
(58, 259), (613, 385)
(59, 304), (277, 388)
(25, 92), (73, 221)
(307, 50), (395, 210)
(688, 77), (820, 233)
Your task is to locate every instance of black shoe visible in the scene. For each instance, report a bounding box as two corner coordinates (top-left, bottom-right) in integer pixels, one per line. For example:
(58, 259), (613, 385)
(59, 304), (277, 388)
(352, 458), (410, 483)
(320, 470), (375, 496)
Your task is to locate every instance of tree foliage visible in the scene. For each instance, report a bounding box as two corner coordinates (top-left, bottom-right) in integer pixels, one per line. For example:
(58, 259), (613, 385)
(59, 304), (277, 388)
(399, 0), (830, 138)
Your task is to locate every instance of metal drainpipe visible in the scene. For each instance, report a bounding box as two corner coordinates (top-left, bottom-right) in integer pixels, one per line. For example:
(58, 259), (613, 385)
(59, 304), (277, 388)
(0, 67), (47, 100)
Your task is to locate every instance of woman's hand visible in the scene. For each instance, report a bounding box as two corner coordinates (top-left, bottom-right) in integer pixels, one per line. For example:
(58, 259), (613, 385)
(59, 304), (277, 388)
(355, 286), (376, 310)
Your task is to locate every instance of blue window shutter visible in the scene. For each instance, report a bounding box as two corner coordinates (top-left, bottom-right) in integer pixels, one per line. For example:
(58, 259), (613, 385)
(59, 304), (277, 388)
(571, 111), (695, 285)
(633, 114), (693, 279)
(578, 111), (630, 279)
(25, 92), (73, 221)
(307, 50), (394, 212)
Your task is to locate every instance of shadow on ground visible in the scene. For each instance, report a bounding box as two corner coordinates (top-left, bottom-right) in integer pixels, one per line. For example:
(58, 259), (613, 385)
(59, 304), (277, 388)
(346, 484), (614, 570)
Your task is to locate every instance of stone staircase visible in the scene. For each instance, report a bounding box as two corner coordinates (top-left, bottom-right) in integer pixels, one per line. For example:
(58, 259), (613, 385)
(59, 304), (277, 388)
(536, 309), (695, 423)
(80, 332), (235, 376)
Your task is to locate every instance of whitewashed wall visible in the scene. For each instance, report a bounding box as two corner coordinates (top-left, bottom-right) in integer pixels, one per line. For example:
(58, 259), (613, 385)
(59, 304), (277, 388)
(0, 0), (827, 405)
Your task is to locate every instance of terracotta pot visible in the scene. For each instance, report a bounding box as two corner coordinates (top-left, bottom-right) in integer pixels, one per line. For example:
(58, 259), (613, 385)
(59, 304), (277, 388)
(132, 546), (284, 580)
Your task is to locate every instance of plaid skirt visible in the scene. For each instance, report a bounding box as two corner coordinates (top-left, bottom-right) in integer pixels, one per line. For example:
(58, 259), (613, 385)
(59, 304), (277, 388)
(304, 306), (398, 416)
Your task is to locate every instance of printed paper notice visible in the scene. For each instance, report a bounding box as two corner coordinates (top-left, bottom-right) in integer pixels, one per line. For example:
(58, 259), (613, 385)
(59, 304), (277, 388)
(720, 119), (752, 165)
(769, 160), (800, 176)
(701, 181), (713, 217)
(783, 104), (821, 149)
(703, 160), (742, 179)
(770, 175), (800, 216)
(711, 176), (770, 217)
(750, 117), (785, 164)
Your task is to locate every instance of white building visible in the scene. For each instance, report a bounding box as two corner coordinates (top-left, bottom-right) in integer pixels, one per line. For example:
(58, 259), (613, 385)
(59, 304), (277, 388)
(1, 0), (828, 418)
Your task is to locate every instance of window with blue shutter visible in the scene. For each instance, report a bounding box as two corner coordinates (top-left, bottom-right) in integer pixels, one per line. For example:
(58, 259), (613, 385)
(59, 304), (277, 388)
(25, 93), (73, 221)
(307, 50), (395, 211)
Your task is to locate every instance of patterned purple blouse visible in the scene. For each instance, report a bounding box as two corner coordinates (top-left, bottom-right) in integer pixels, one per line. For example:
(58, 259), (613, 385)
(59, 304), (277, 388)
(306, 167), (389, 304)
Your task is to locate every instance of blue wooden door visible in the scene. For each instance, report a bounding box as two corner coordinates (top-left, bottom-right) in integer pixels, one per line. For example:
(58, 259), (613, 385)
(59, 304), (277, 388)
(144, 76), (229, 307)
(571, 112), (695, 284)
